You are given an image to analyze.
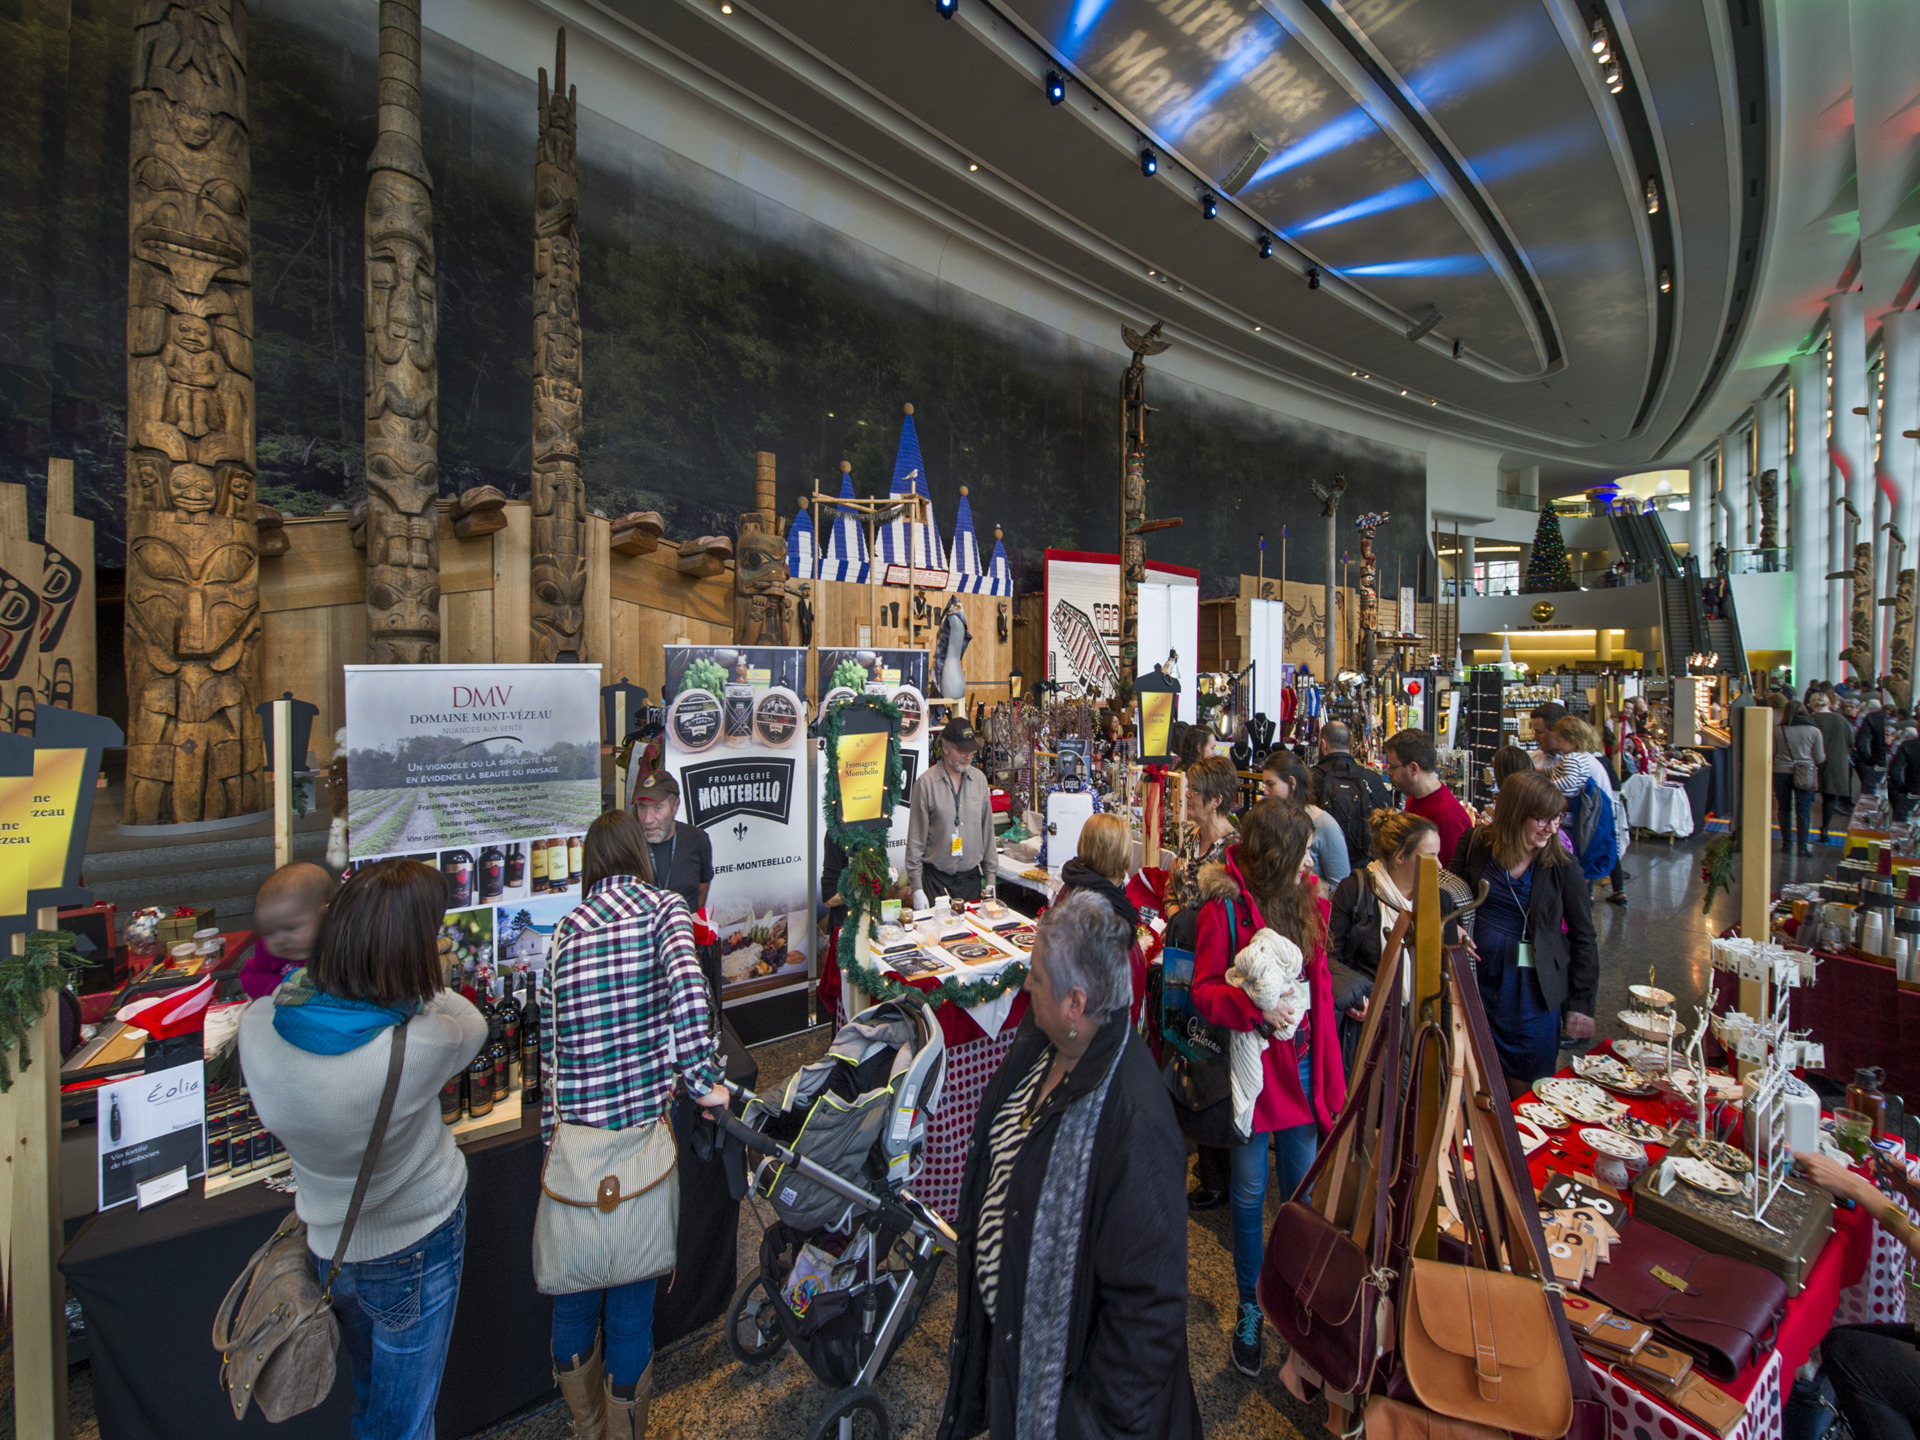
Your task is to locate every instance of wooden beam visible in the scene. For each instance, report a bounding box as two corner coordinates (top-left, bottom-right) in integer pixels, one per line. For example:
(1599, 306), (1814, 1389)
(12, 910), (69, 1439)
(1739, 705), (1773, 1038)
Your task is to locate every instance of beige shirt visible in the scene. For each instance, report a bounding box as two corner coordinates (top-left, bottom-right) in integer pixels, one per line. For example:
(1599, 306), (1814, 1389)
(905, 761), (994, 892)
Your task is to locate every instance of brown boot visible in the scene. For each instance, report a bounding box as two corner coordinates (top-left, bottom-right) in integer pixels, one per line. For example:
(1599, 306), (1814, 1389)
(606, 1361), (679, 1440)
(554, 1336), (606, 1440)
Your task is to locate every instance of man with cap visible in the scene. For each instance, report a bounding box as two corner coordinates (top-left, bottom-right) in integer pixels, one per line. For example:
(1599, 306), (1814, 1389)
(906, 717), (996, 905)
(631, 770), (713, 915)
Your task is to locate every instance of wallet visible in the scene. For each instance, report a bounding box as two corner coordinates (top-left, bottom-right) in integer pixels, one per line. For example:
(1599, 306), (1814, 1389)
(1582, 1216), (1787, 1379)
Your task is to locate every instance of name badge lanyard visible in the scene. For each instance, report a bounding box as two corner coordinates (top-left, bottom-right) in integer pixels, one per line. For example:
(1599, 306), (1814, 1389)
(1503, 867), (1534, 969)
(946, 773), (966, 859)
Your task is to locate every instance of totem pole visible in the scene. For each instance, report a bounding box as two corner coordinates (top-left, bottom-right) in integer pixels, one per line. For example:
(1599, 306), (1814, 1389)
(363, 0), (440, 664)
(1355, 510), (1389, 676)
(1891, 562), (1915, 711)
(125, 0), (264, 823)
(734, 451), (791, 647)
(530, 29), (586, 663)
(1755, 469), (1778, 553)
(1311, 475), (1348, 688)
(1118, 321), (1170, 684)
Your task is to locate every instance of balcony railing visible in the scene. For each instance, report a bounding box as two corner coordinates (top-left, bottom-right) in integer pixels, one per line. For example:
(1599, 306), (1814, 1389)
(1724, 547), (1791, 575)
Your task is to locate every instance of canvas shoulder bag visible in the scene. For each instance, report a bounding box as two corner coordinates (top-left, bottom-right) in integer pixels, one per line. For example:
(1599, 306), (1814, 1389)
(531, 947), (681, 1295)
(212, 1023), (408, 1422)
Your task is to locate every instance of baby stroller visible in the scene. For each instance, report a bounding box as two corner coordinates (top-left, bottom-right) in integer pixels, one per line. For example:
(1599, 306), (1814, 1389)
(711, 999), (957, 1440)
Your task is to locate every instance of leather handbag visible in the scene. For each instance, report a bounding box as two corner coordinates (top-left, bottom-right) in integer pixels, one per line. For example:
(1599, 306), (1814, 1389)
(212, 1025), (408, 1421)
(1399, 1259), (1574, 1437)
(1364, 1393), (1508, 1440)
(532, 1115), (680, 1294)
(1158, 899), (1249, 1147)
(1582, 1214), (1788, 1379)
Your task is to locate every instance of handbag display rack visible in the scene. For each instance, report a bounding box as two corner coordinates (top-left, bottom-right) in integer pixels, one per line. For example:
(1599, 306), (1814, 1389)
(1258, 856), (1606, 1440)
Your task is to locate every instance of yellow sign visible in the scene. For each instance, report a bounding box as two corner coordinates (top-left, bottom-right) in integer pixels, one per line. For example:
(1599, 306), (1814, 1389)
(0, 748), (87, 918)
(837, 730), (889, 823)
(1139, 691), (1175, 760)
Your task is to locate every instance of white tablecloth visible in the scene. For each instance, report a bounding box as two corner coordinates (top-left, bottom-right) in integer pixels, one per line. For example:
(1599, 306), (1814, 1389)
(1621, 771), (1695, 838)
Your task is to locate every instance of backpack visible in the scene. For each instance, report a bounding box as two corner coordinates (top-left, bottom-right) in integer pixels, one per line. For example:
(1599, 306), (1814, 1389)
(1571, 776), (1620, 881)
(1319, 762), (1373, 867)
(1159, 900), (1247, 1147)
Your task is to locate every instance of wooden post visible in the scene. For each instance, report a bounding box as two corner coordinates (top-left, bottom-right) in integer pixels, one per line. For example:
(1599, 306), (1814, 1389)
(613, 691), (629, 807)
(13, 908), (69, 1439)
(1739, 705), (1773, 1022)
(1412, 855), (1444, 1260)
(272, 697), (293, 869)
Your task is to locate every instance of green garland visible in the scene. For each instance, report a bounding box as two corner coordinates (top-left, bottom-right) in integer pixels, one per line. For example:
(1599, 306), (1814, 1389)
(1700, 832), (1737, 916)
(823, 694), (1028, 1012)
(0, 930), (82, 1092)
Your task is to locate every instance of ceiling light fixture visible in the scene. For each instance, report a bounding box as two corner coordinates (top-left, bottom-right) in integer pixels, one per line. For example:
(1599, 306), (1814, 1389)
(1140, 147), (1157, 177)
(1659, 268), (1672, 294)
(1046, 70), (1066, 105)
(1306, 264), (1321, 290)
(719, 1), (731, 11)
(1201, 193), (1218, 219)
(1253, 324), (1262, 332)
(1589, 18), (1611, 61)
(1605, 60), (1623, 94)
(1644, 177), (1660, 214)
(1258, 234), (1273, 259)
(935, 0), (957, 15)
(968, 162), (978, 172)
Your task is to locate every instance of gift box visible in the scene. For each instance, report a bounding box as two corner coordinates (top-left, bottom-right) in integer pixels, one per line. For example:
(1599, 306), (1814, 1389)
(155, 907), (214, 947)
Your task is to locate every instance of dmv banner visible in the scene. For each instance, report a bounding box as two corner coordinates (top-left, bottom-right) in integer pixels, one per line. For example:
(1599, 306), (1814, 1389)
(661, 646), (809, 1035)
(343, 665), (602, 949)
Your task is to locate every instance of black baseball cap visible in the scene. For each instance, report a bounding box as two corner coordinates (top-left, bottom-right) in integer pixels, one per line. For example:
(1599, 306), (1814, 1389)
(938, 717), (980, 752)
(633, 770), (679, 800)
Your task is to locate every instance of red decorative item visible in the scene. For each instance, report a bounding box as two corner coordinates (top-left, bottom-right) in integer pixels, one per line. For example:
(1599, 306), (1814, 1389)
(1405, 679), (1422, 696)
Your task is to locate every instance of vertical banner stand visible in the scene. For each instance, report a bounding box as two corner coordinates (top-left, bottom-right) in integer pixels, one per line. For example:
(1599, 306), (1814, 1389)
(11, 907), (69, 1439)
(1737, 706), (1774, 1076)
(272, 697), (293, 870)
(1411, 855), (1444, 1261)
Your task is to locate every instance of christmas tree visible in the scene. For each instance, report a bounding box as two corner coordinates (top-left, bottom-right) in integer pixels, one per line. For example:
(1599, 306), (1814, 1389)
(1523, 504), (1575, 593)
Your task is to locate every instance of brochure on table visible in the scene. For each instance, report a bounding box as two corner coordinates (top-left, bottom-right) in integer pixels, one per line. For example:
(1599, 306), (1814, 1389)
(343, 664), (602, 982)
(870, 904), (1030, 1033)
(97, 1061), (205, 1210)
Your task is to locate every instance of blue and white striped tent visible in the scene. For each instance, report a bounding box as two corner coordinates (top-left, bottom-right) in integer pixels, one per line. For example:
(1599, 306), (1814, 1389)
(819, 472), (868, 582)
(950, 485), (986, 592)
(983, 527), (1014, 597)
(786, 499), (817, 580)
(875, 405), (946, 580)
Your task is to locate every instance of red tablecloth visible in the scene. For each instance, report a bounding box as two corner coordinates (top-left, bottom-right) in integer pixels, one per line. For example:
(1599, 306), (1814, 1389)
(1520, 1055), (1876, 1410)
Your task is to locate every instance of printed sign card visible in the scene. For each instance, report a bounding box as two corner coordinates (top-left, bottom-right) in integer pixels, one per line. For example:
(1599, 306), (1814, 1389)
(97, 1061), (206, 1210)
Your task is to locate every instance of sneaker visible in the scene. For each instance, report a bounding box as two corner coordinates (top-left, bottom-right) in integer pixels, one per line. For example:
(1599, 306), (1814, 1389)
(1233, 1301), (1265, 1377)
(1188, 1186), (1227, 1212)
(1606, 891), (1628, 906)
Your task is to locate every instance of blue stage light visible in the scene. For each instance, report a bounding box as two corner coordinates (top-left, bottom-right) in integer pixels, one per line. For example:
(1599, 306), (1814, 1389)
(1046, 70), (1066, 104)
(1140, 148), (1157, 177)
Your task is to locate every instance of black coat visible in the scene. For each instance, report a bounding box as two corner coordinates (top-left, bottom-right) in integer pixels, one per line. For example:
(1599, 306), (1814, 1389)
(1856, 711), (1889, 770)
(1889, 737), (1920, 798)
(1447, 828), (1599, 1016)
(1326, 869), (1475, 1073)
(937, 1010), (1200, 1440)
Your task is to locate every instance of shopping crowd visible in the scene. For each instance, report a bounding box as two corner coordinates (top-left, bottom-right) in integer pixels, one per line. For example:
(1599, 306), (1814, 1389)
(230, 710), (1917, 1440)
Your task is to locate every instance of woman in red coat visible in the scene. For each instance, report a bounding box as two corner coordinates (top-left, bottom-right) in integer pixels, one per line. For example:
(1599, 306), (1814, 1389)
(1191, 798), (1347, 1381)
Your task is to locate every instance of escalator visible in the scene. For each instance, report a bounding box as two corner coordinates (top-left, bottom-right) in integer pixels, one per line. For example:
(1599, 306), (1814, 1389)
(1606, 500), (1747, 679)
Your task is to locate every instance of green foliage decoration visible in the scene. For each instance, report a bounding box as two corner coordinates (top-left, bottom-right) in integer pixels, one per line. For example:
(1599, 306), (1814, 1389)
(1523, 504), (1576, 594)
(832, 659), (869, 694)
(0, 931), (84, 1092)
(682, 658), (729, 700)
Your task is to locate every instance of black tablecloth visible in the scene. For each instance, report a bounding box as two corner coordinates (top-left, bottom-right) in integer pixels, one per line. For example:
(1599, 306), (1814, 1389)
(62, 1025), (758, 1440)
(1681, 762), (1714, 835)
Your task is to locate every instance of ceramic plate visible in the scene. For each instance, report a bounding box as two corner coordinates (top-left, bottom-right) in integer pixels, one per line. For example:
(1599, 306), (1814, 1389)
(1672, 1157), (1742, 1195)
(1687, 1138), (1755, 1175)
(1605, 1113), (1667, 1144)
(1581, 1127), (1647, 1161)
(1535, 1078), (1625, 1119)
(1630, 984), (1677, 1008)
(1519, 1101), (1570, 1130)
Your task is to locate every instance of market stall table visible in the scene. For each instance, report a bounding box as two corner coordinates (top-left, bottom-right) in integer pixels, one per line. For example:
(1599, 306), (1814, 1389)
(1516, 1052), (1905, 1440)
(61, 1027), (756, 1440)
(1621, 771), (1697, 841)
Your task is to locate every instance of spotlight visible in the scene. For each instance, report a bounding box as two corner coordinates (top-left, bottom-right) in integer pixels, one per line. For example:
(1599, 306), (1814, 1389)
(1258, 234), (1273, 259)
(1644, 177), (1660, 214)
(935, 0), (956, 15)
(1306, 264), (1321, 290)
(1140, 147), (1157, 177)
(1590, 19), (1608, 55)
(1659, 268), (1672, 294)
(1046, 70), (1066, 105)
(1606, 61), (1623, 93)
(719, 1), (731, 10)
(968, 162), (979, 171)
(1201, 193), (1218, 219)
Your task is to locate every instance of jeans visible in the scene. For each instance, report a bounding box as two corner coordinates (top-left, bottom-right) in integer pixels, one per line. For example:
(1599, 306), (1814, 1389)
(1824, 1322), (1920, 1440)
(1775, 773), (1813, 850)
(315, 1195), (466, 1440)
(552, 1278), (659, 1391)
(1228, 1051), (1318, 1304)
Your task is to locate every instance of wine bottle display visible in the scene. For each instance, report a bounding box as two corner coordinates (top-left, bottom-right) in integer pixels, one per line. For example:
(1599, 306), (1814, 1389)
(441, 849), (474, 907)
(530, 839), (549, 892)
(567, 834), (583, 885)
(546, 837), (567, 891)
(505, 843), (525, 889)
(479, 845), (503, 901)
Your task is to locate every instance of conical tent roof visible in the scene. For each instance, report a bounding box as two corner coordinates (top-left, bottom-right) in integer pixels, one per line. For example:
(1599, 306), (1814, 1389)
(876, 405), (947, 580)
(984, 528), (1013, 597)
(950, 486), (986, 592)
(786, 502), (816, 580)
(820, 471), (868, 582)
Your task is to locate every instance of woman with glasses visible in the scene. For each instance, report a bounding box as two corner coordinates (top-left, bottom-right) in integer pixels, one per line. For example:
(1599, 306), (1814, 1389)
(1447, 771), (1598, 1090)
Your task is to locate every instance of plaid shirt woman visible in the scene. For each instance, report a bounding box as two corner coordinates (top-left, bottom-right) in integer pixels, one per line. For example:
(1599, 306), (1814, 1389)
(538, 811), (730, 1437)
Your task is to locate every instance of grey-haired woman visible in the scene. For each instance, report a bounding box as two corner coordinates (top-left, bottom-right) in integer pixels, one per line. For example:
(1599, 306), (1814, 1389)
(937, 890), (1200, 1439)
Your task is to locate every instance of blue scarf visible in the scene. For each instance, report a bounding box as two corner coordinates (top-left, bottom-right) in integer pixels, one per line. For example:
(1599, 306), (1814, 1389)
(271, 967), (419, 1055)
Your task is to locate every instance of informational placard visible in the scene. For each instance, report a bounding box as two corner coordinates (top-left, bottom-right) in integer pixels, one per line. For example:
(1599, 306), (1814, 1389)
(0, 705), (120, 952)
(97, 1062), (205, 1210)
(661, 647), (810, 1039)
(343, 664), (602, 925)
(814, 685), (929, 922)
(814, 647), (927, 703)
(1042, 549), (1198, 711)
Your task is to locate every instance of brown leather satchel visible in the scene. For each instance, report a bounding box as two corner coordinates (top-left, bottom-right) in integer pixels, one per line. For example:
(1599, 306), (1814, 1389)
(212, 1025), (407, 1421)
(1365, 1393), (1509, 1440)
(1400, 1259), (1575, 1437)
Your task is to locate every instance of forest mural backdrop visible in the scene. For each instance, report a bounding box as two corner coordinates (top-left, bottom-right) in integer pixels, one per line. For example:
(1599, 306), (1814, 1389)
(0, 0), (1427, 605)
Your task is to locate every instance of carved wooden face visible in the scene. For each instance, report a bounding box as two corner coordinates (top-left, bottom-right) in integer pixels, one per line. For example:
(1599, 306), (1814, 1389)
(127, 522), (258, 671)
(39, 542), (81, 651)
(366, 441), (439, 516)
(737, 526), (787, 593)
(131, 152), (248, 296)
(366, 176), (437, 373)
(531, 556), (586, 648)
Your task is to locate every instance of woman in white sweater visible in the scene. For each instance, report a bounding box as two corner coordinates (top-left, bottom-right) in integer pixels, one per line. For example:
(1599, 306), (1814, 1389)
(241, 858), (486, 1440)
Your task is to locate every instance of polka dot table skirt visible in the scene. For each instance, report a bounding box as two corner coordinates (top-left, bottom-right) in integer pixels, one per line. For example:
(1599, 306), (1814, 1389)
(1835, 1193), (1913, 1326)
(1588, 1349), (1782, 1440)
(908, 1027), (1017, 1221)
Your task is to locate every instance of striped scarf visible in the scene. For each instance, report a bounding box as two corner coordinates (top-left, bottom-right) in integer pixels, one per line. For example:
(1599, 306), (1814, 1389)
(1014, 1039), (1125, 1439)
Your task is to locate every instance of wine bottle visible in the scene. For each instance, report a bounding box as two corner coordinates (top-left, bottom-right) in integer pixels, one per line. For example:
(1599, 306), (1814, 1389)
(441, 849), (474, 908)
(489, 1035), (509, 1102)
(479, 846), (504, 902)
(568, 835), (583, 886)
(519, 984), (543, 1105)
(440, 1070), (464, 1124)
(505, 843), (525, 890)
(530, 839), (549, 894)
(547, 836), (568, 891)
(466, 1052), (495, 1118)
